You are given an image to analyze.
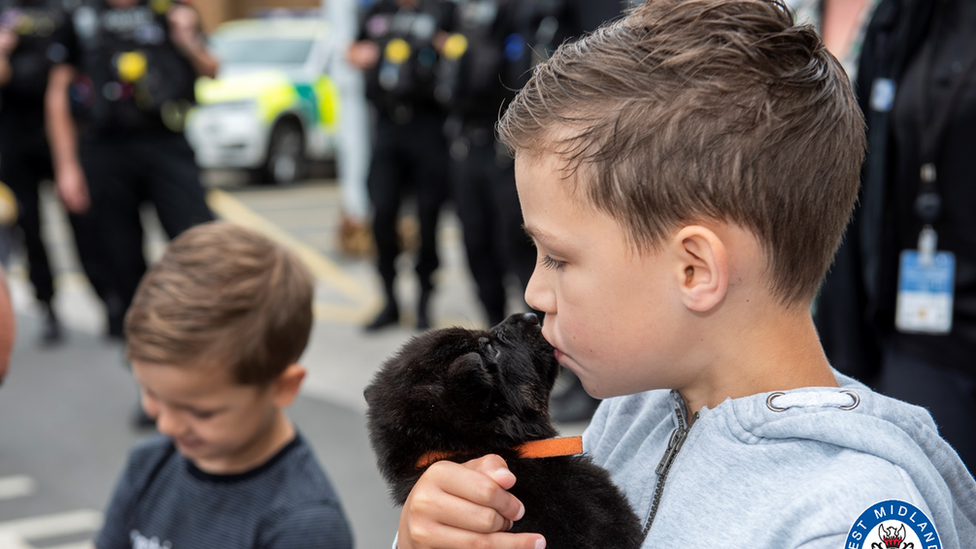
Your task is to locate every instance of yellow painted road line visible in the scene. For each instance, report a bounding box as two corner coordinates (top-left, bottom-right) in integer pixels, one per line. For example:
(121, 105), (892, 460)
(207, 188), (380, 323)
(0, 509), (102, 542)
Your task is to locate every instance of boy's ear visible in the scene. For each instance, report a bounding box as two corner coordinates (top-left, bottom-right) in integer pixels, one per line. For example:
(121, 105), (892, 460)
(672, 226), (729, 312)
(272, 364), (306, 407)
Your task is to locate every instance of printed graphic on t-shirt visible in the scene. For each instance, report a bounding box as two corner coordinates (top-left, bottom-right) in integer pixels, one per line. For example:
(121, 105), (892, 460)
(130, 529), (173, 549)
(845, 500), (941, 549)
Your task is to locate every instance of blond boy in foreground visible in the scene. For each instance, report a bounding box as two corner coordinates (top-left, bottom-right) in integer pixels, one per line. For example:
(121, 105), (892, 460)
(393, 1), (976, 548)
(94, 222), (353, 549)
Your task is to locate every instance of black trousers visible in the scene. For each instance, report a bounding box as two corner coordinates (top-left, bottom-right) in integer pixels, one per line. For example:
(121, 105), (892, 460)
(451, 139), (536, 324)
(0, 126), (107, 304)
(367, 112), (449, 293)
(81, 131), (213, 319)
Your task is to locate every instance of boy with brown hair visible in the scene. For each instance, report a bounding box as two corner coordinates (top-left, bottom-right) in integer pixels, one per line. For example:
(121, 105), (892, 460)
(95, 221), (353, 549)
(392, 1), (976, 548)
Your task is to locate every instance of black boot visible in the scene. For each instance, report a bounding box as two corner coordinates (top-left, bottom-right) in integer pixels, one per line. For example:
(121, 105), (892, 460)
(105, 292), (126, 340)
(416, 285), (433, 331)
(40, 301), (62, 345)
(366, 279), (400, 332)
(365, 300), (400, 331)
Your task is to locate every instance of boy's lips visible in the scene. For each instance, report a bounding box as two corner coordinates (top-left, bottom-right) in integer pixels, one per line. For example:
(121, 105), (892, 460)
(174, 437), (203, 450)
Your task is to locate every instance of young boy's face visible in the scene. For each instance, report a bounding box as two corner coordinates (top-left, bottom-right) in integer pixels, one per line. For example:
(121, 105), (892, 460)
(515, 151), (688, 399)
(132, 360), (280, 473)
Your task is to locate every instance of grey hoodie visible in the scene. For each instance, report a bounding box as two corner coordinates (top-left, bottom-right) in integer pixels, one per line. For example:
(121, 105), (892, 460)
(584, 372), (976, 548)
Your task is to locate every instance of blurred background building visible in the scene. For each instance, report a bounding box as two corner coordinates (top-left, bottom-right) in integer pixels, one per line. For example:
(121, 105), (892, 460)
(198, 0), (322, 32)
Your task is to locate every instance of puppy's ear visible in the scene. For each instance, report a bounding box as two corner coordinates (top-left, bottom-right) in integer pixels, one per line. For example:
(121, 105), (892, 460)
(448, 352), (494, 401)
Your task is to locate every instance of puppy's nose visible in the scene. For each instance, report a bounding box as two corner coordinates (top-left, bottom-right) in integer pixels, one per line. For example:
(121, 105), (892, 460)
(363, 386), (373, 404)
(522, 312), (539, 325)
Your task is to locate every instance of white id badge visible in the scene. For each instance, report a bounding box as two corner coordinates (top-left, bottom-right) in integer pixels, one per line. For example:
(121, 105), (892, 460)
(895, 250), (955, 334)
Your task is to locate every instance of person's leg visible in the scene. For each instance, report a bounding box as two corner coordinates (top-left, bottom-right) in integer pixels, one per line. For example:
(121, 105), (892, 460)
(489, 145), (538, 308)
(68, 209), (119, 320)
(410, 114), (449, 329)
(81, 138), (148, 333)
(877, 347), (976, 475)
(1, 137), (61, 342)
(451, 144), (507, 326)
(365, 119), (405, 330)
(141, 134), (214, 239)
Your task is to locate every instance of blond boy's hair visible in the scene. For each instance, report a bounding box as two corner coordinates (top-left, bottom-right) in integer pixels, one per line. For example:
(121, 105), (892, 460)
(498, 0), (865, 304)
(125, 222), (314, 385)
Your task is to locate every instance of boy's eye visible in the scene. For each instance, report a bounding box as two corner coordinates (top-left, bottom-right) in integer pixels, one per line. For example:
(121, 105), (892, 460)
(189, 410), (218, 420)
(540, 255), (565, 270)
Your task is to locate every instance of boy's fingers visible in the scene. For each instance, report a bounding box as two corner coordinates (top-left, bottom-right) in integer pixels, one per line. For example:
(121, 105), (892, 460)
(465, 454), (518, 490)
(409, 528), (545, 549)
(410, 481), (512, 533)
(401, 459), (544, 549)
(426, 460), (525, 524)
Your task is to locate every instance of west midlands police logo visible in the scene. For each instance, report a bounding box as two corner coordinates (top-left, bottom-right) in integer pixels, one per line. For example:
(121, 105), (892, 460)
(846, 500), (941, 549)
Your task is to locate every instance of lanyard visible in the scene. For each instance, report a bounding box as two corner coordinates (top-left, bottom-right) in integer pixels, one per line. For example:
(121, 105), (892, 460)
(913, 2), (976, 224)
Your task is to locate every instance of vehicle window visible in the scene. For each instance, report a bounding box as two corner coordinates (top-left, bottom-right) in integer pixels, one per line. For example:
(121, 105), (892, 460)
(211, 37), (314, 66)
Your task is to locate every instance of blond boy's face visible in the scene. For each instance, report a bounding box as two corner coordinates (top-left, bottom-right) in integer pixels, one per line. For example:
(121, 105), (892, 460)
(132, 360), (281, 473)
(516, 152), (689, 399)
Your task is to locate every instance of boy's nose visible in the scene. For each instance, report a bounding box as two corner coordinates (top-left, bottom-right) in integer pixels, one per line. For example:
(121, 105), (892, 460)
(524, 268), (556, 315)
(155, 409), (187, 438)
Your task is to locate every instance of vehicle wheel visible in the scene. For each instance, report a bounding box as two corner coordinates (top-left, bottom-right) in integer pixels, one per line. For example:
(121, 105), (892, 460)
(262, 120), (306, 185)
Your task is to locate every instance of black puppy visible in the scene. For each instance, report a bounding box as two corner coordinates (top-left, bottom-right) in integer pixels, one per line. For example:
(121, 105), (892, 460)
(364, 313), (644, 548)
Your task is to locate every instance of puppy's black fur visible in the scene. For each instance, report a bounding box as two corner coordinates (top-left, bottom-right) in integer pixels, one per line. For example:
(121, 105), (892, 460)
(365, 313), (644, 548)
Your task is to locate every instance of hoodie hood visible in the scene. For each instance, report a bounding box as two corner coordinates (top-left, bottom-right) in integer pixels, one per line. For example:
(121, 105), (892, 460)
(584, 372), (976, 548)
(724, 374), (976, 548)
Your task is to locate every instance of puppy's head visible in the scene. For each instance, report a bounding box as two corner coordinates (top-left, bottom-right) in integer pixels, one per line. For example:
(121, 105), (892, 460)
(365, 313), (560, 503)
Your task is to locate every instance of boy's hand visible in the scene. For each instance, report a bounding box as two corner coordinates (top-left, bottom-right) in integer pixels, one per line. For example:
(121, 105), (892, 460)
(167, 4), (203, 56)
(346, 41), (379, 70)
(0, 28), (18, 55)
(398, 455), (545, 549)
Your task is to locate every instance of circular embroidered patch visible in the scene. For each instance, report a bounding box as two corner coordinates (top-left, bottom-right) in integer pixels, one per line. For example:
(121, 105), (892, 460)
(846, 500), (941, 549)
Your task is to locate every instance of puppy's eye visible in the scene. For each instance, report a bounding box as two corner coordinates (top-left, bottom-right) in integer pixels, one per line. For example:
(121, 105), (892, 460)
(486, 343), (501, 360)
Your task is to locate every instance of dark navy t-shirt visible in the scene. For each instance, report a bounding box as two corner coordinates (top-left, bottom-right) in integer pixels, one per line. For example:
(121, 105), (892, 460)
(94, 433), (354, 549)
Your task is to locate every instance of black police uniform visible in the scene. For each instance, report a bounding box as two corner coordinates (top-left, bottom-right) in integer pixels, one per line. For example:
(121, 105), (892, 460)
(436, 0), (536, 327)
(0, 0), (106, 341)
(501, 0), (627, 423)
(62, 0), (212, 331)
(359, 0), (453, 330)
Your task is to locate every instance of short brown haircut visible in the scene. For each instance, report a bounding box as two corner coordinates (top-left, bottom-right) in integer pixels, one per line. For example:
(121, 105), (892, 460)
(498, 0), (865, 304)
(125, 221), (315, 385)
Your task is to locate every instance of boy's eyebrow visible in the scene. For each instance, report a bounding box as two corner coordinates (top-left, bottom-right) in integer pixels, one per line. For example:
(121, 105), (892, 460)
(523, 224), (560, 247)
(143, 387), (224, 414)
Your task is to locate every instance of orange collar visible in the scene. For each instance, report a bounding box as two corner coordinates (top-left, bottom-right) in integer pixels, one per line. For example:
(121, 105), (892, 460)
(416, 436), (584, 469)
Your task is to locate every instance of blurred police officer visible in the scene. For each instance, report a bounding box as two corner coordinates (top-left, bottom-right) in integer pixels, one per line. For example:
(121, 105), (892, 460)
(434, 0), (535, 327)
(349, 0), (453, 331)
(45, 0), (216, 336)
(0, 0), (74, 343)
(504, 0), (627, 423)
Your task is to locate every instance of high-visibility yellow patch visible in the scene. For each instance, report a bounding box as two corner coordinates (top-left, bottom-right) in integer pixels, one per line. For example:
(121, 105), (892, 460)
(313, 76), (340, 127)
(150, 0), (171, 13)
(384, 38), (411, 64)
(443, 33), (468, 60)
(117, 51), (148, 82)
